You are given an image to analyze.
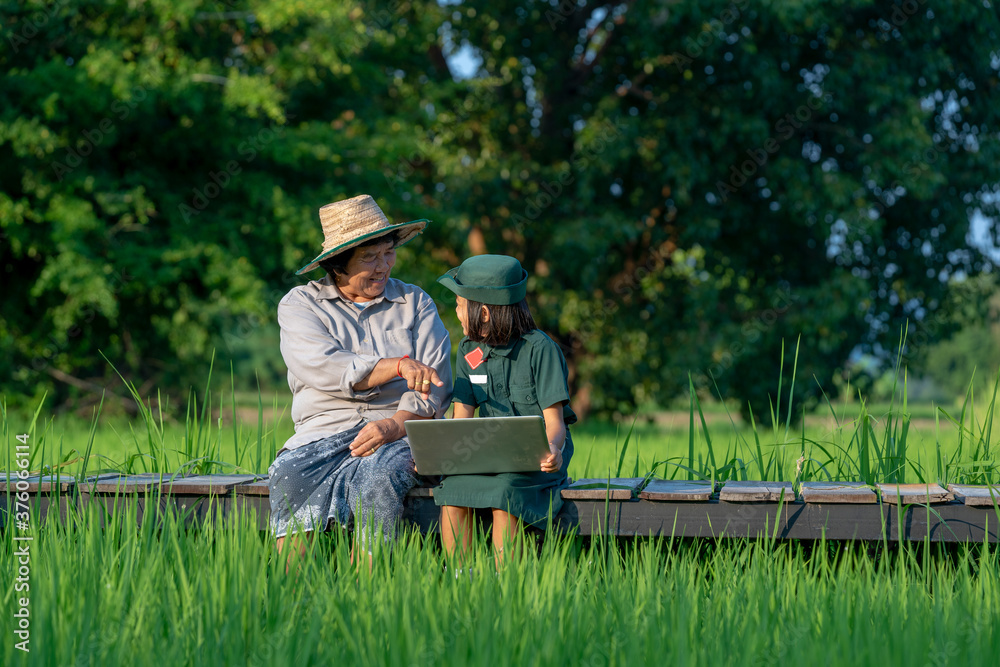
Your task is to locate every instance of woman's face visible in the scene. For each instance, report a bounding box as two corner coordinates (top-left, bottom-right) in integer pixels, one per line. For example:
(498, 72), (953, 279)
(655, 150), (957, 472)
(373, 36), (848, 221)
(337, 240), (396, 302)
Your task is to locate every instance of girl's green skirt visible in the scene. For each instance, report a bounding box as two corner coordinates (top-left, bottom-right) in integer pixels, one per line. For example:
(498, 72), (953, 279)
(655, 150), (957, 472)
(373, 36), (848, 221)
(432, 433), (573, 527)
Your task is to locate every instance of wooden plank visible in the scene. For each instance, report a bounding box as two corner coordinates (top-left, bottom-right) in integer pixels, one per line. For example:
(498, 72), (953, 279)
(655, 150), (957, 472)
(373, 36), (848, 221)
(639, 480), (714, 502)
(800, 482), (876, 504)
(169, 495), (229, 520)
(80, 473), (162, 494)
(6, 485), (1000, 543)
(719, 481), (794, 502)
(231, 494), (271, 530)
(160, 474), (263, 496)
(77, 493), (161, 525)
(878, 483), (953, 505)
(948, 484), (1000, 507)
(563, 499), (999, 543)
(0, 473), (28, 493)
(1, 474), (76, 494)
(561, 477), (646, 501)
(233, 478), (271, 496)
(34, 475), (77, 493)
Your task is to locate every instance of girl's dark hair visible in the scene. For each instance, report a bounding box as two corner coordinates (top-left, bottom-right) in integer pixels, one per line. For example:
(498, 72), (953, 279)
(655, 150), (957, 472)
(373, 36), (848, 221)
(318, 231), (400, 278)
(465, 298), (536, 347)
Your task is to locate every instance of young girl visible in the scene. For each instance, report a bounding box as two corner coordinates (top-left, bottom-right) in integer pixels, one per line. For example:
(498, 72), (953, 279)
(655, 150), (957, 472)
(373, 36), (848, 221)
(434, 254), (576, 566)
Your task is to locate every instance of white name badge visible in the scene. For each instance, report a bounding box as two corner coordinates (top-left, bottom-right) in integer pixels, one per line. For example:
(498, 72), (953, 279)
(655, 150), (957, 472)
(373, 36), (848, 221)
(470, 374), (488, 384)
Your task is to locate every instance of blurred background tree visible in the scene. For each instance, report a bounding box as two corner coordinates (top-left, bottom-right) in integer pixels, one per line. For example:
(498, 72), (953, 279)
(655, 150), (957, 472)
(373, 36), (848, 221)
(2, 0), (998, 420)
(914, 281), (1000, 403)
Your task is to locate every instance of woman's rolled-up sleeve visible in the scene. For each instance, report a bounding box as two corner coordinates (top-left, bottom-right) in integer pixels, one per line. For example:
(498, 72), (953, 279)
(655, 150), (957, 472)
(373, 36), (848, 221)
(397, 291), (453, 418)
(278, 300), (380, 400)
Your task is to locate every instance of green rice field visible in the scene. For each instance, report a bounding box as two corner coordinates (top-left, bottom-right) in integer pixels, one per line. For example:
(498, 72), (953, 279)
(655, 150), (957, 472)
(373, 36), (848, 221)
(3, 372), (1000, 666)
(1, 504), (998, 666)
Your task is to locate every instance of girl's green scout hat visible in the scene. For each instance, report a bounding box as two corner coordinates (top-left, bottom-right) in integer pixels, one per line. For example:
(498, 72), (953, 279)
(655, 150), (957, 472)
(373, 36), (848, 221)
(296, 194), (427, 275)
(437, 254), (528, 305)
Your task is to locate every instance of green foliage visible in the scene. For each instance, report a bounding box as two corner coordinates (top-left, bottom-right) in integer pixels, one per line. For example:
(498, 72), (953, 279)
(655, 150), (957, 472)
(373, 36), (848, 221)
(0, 0), (456, 405)
(2, 1), (998, 418)
(919, 285), (1000, 401)
(924, 324), (1000, 399)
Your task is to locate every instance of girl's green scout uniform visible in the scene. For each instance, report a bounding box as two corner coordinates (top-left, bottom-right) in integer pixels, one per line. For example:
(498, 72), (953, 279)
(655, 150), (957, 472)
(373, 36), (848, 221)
(434, 255), (576, 527)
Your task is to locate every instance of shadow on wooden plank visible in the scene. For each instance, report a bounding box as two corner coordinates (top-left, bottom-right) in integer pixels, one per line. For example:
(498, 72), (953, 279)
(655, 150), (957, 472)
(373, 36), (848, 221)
(878, 483), (953, 505)
(719, 481), (794, 502)
(800, 482), (876, 504)
(639, 480), (715, 502)
(562, 477), (646, 500)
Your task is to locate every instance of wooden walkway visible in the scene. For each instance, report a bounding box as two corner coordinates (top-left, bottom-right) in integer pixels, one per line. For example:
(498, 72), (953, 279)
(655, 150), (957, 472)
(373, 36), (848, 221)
(3, 474), (999, 542)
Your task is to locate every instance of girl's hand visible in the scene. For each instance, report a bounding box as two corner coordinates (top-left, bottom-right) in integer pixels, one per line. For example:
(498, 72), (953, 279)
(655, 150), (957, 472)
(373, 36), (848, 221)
(540, 448), (563, 473)
(397, 357), (445, 399)
(540, 404), (567, 473)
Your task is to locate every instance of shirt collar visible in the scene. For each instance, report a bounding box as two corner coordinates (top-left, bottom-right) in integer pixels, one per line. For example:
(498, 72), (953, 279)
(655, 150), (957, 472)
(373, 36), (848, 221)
(312, 275), (407, 304)
(482, 339), (518, 359)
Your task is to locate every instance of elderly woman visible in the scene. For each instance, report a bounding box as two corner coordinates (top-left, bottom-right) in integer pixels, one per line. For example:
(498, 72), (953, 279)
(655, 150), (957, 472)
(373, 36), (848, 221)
(269, 195), (452, 565)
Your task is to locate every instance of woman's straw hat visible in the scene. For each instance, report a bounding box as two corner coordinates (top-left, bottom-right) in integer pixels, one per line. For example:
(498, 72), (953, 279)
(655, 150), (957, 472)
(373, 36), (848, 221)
(296, 195), (428, 275)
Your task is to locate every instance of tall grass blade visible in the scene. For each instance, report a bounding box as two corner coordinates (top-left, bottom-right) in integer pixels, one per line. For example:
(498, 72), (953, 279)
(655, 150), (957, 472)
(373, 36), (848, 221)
(687, 374), (696, 481)
(783, 335), (801, 439)
(615, 418), (636, 478)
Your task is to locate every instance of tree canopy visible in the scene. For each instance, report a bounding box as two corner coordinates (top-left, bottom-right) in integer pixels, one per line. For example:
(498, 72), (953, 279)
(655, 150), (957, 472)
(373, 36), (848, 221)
(2, 0), (998, 418)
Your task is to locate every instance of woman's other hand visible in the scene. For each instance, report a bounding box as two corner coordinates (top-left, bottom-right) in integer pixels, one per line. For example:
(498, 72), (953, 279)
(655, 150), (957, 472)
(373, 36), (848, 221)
(397, 357), (445, 399)
(540, 449), (563, 473)
(349, 417), (405, 457)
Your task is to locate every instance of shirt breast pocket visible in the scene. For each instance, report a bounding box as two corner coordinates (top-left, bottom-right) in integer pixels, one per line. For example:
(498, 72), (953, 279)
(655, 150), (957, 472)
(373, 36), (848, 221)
(509, 384), (541, 417)
(383, 328), (414, 358)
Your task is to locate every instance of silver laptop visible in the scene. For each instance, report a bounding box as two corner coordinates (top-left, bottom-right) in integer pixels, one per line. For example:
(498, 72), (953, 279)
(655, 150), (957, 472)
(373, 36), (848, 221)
(404, 416), (550, 475)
